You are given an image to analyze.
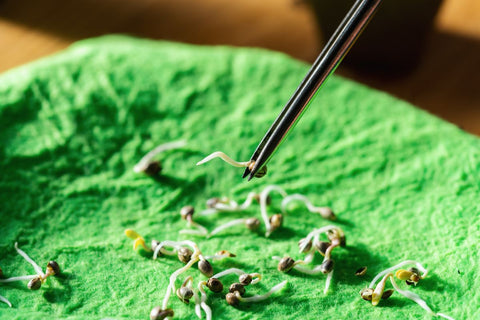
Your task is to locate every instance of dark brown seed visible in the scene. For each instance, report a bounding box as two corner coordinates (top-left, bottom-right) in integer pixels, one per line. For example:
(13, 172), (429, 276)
(315, 241), (331, 256)
(408, 267), (421, 284)
(226, 292), (240, 306)
(381, 289), (394, 300)
(298, 238), (312, 253)
(320, 259), (334, 274)
(180, 206), (194, 221)
(327, 229), (346, 247)
(355, 266), (367, 277)
(150, 307), (174, 320)
(177, 247), (193, 264)
(206, 198), (220, 208)
(408, 267), (421, 276)
(177, 286), (194, 303)
(360, 288), (374, 301)
(144, 161), (162, 176)
(239, 274), (252, 286)
(254, 165), (267, 178)
(198, 259), (213, 277)
(46, 261), (60, 276)
(245, 218), (260, 231)
(269, 214), (283, 231)
(278, 257), (295, 273)
(229, 283), (245, 296)
(27, 277), (42, 290)
(206, 278), (223, 293)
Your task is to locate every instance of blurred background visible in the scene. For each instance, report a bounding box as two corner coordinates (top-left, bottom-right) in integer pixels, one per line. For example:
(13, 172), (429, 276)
(0, 0), (479, 135)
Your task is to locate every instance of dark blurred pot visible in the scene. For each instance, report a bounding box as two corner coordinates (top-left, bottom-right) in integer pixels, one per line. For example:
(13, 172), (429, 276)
(307, 0), (444, 74)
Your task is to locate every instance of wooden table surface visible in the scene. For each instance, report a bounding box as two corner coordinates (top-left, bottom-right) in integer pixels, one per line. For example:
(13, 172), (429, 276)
(1, 0), (479, 135)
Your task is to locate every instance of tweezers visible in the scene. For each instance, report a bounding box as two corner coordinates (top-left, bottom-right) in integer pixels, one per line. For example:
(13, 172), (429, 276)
(243, 0), (382, 180)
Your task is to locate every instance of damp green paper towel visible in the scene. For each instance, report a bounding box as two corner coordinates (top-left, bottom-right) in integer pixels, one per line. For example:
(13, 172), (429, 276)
(0, 36), (478, 320)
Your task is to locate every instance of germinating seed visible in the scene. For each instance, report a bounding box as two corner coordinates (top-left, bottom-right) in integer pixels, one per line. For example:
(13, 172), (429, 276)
(254, 166), (267, 178)
(381, 289), (394, 300)
(144, 161), (162, 176)
(177, 286), (194, 303)
(206, 278), (223, 293)
(226, 292), (240, 306)
(355, 266), (367, 277)
(239, 274), (252, 286)
(206, 198), (220, 208)
(245, 218), (260, 231)
(360, 288), (374, 301)
(177, 247), (193, 264)
(180, 206), (195, 221)
(298, 238), (312, 253)
(315, 241), (331, 256)
(269, 214), (283, 231)
(27, 277), (42, 290)
(46, 261), (60, 276)
(278, 257), (295, 273)
(150, 306), (174, 320)
(320, 259), (334, 274)
(198, 259), (213, 277)
(229, 283), (245, 296)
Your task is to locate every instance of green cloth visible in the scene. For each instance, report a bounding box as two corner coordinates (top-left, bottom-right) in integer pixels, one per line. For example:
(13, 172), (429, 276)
(0, 35), (477, 320)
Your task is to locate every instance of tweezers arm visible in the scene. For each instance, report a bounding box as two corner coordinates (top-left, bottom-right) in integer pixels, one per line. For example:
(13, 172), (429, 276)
(244, 0), (382, 180)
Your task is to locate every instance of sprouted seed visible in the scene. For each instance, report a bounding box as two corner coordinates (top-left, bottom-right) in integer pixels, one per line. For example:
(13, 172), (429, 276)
(150, 306), (174, 320)
(206, 278), (223, 293)
(231, 280), (288, 304)
(27, 277), (42, 290)
(239, 274), (253, 286)
(0, 295), (12, 308)
(176, 276), (194, 304)
(179, 206), (209, 237)
(229, 283), (245, 296)
(212, 268), (261, 285)
(200, 193), (258, 216)
(207, 218), (259, 238)
(281, 194), (335, 220)
(259, 185), (288, 237)
(198, 258), (214, 277)
(134, 140), (186, 175)
(269, 214), (283, 233)
(362, 260), (455, 319)
(178, 248), (194, 264)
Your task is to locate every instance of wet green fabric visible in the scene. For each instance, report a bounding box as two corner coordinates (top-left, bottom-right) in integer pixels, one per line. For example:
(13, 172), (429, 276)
(0, 35), (478, 320)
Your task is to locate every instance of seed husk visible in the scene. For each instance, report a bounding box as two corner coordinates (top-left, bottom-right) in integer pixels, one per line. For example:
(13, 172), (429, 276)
(406, 279), (415, 286)
(206, 198), (220, 208)
(381, 289), (394, 300)
(226, 292), (240, 306)
(144, 161), (162, 176)
(315, 241), (331, 256)
(229, 283), (245, 296)
(245, 218), (260, 231)
(206, 278), (223, 293)
(239, 274), (252, 286)
(298, 238), (312, 253)
(269, 214), (283, 231)
(360, 288), (374, 301)
(177, 247), (193, 264)
(278, 257), (295, 273)
(46, 261), (60, 276)
(254, 165), (267, 178)
(27, 277), (42, 290)
(355, 266), (367, 277)
(177, 286), (194, 304)
(395, 269), (414, 281)
(198, 259), (213, 277)
(150, 306), (174, 320)
(180, 205), (194, 221)
(320, 259), (334, 274)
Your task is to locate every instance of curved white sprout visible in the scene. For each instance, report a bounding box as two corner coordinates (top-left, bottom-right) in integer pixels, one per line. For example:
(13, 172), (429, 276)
(133, 140), (186, 173)
(0, 295), (12, 308)
(196, 151), (251, 168)
(299, 226), (338, 253)
(0, 275), (37, 283)
(161, 241), (201, 310)
(260, 185), (287, 237)
(236, 280), (288, 303)
(199, 193), (257, 216)
(369, 260), (428, 288)
(14, 242), (45, 277)
(324, 271), (333, 294)
(281, 194), (334, 220)
(208, 219), (248, 238)
(192, 288), (202, 319)
(197, 281), (212, 320)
